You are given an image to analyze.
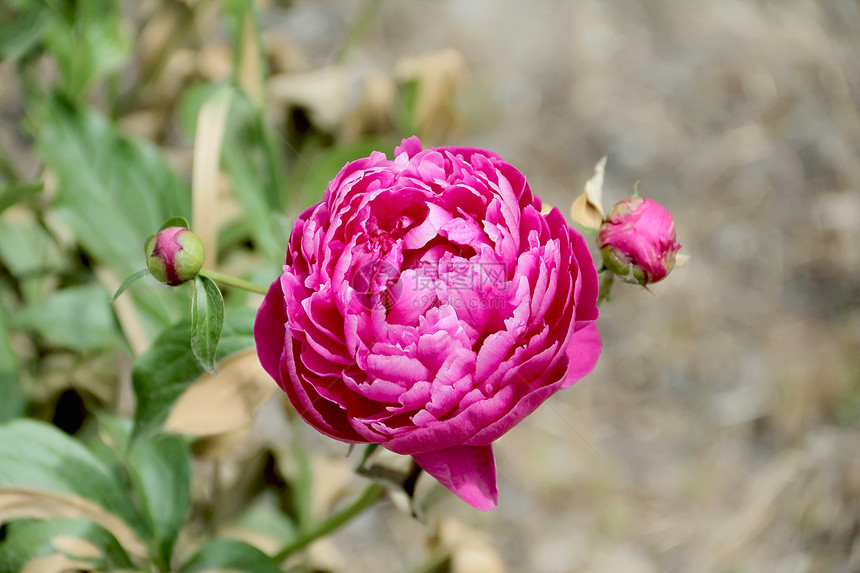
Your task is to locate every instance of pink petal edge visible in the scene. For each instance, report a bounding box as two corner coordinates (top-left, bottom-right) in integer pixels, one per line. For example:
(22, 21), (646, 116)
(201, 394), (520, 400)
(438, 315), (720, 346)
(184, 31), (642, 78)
(412, 444), (498, 511)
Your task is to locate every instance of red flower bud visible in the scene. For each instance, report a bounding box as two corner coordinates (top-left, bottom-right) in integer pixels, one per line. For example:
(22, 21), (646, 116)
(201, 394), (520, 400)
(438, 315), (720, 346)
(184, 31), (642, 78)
(145, 226), (204, 286)
(597, 197), (681, 285)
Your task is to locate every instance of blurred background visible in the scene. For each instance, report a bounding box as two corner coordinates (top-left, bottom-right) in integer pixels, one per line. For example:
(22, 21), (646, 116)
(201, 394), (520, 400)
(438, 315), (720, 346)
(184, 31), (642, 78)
(1, 0), (859, 572)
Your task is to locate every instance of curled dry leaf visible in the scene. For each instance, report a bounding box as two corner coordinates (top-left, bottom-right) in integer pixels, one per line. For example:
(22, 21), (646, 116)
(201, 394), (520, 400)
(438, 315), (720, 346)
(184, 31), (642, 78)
(0, 489), (148, 558)
(192, 89), (232, 270)
(164, 349), (276, 437)
(570, 156), (607, 231)
(439, 518), (507, 573)
(51, 535), (102, 560)
(263, 30), (307, 76)
(394, 48), (467, 138)
(21, 554), (96, 573)
(540, 202), (554, 216)
(197, 42), (233, 83)
(306, 538), (346, 573)
(307, 456), (355, 519)
(19, 536), (105, 573)
(343, 71), (396, 139)
(268, 67), (352, 131)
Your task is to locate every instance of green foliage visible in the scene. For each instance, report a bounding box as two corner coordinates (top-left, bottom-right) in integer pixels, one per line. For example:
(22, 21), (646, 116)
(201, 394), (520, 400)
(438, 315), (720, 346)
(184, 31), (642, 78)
(0, 214), (63, 304)
(16, 283), (124, 352)
(34, 94), (191, 332)
(0, 181), (42, 214)
(96, 416), (192, 569)
(132, 307), (256, 440)
(0, 419), (150, 541)
(0, 518), (134, 572)
(0, 2), (50, 62)
(41, 0), (130, 95)
(190, 274), (225, 373)
(180, 538), (284, 573)
(0, 304), (25, 423)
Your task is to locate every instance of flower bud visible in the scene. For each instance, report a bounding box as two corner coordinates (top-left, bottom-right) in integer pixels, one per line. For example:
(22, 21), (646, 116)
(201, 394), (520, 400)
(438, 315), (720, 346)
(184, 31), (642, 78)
(145, 226), (204, 286)
(597, 197), (681, 285)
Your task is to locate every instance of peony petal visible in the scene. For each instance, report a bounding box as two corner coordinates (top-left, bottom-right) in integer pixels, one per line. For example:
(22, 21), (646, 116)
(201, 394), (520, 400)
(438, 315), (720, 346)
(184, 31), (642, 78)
(569, 226), (600, 321)
(395, 136), (423, 159)
(254, 280), (288, 385)
(412, 445), (498, 511)
(466, 320), (602, 446)
(281, 330), (365, 443)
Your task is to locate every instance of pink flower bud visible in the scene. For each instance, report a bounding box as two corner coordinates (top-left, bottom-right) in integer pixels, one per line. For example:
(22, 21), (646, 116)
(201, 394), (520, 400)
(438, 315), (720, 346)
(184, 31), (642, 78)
(145, 226), (204, 286)
(597, 197), (681, 285)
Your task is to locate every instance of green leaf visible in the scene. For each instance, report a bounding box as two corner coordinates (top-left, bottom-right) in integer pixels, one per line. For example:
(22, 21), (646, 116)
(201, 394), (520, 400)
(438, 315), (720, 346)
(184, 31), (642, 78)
(132, 307), (256, 440)
(0, 214), (63, 303)
(224, 0), (267, 107)
(0, 3), (49, 62)
(0, 419), (149, 557)
(397, 78), (421, 135)
(159, 216), (190, 231)
(109, 268), (148, 303)
(191, 275), (224, 374)
(0, 518), (134, 572)
(16, 283), (124, 352)
(0, 302), (26, 422)
(94, 414), (192, 569)
(41, 0), (130, 95)
(233, 500), (297, 548)
(127, 435), (191, 568)
(0, 181), (42, 214)
(34, 94), (189, 333)
(179, 538), (283, 573)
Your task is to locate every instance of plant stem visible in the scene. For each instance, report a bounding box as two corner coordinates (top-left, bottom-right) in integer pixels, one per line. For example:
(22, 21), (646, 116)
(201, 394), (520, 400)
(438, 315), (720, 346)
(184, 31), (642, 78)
(0, 147), (20, 183)
(274, 482), (386, 562)
(597, 271), (615, 306)
(198, 268), (268, 295)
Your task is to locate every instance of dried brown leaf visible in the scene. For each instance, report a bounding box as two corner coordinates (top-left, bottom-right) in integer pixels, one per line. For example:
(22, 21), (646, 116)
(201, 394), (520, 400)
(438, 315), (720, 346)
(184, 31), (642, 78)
(394, 49), (467, 139)
(308, 456), (354, 517)
(21, 554), (96, 573)
(268, 67), (352, 131)
(570, 156), (607, 231)
(0, 488), (147, 558)
(197, 42), (233, 83)
(164, 350), (276, 436)
(439, 518), (507, 573)
(51, 535), (102, 560)
(343, 71), (396, 139)
(192, 89), (232, 269)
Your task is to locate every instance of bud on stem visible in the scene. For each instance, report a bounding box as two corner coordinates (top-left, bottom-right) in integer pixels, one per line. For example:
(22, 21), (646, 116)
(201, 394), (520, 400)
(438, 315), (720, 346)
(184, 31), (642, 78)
(145, 226), (205, 286)
(597, 197), (681, 285)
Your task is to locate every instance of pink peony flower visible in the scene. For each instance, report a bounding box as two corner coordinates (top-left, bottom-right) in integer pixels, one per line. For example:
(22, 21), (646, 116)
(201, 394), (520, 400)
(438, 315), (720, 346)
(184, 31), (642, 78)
(255, 137), (601, 510)
(597, 197), (681, 285)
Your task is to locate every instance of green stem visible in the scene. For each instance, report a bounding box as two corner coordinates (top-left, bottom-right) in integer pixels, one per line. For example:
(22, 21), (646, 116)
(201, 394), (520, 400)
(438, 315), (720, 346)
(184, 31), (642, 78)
(597, 270), (615, 306)
(0, 147), (20, 183)
(274, 482), (385, 562)
(199, 268), (268, 295)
